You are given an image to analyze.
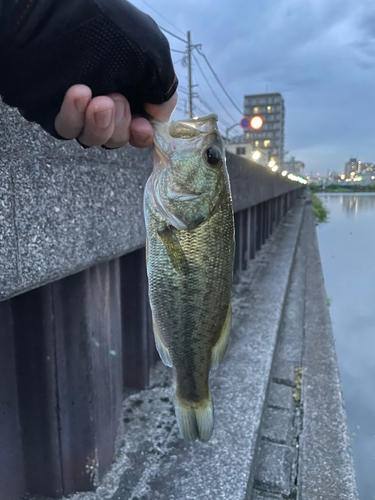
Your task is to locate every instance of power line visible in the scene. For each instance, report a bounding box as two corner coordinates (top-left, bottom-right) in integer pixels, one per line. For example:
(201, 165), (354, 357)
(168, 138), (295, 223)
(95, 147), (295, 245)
(196, 96), (215, 113)
(193, 103), (209, 116)
(197, 99), (232, 129)
(195, 47), (243, 116)
(194, 94), (233, 129)
(159, 26), (187, 43)
(192, 52), (237, 123)
(196, 96), (230, 126)
(135, 4), (242, 127)
(175, 106), (186, 114)
(140, 0), (186, 36)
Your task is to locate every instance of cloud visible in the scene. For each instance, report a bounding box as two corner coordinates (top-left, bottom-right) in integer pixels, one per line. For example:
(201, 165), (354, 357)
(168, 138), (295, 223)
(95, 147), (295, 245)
(132, 0), (375, 173)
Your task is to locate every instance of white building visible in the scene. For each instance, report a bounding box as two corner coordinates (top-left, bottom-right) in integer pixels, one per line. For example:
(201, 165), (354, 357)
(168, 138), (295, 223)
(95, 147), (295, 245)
(344, 158), (360, 179)
(226, 141), (267, 166)
(243, 93), (285, 166)
(283, 156), (305, 176)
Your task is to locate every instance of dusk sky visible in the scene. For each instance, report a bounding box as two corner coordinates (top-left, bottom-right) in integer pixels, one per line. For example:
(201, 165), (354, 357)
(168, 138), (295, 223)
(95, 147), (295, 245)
(132, 0), (375, 176)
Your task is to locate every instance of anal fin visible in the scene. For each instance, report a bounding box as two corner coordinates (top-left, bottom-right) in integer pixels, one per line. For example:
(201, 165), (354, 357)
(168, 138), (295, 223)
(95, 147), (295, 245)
(211, 304), (232, 369)
(152, 317), (172, 367)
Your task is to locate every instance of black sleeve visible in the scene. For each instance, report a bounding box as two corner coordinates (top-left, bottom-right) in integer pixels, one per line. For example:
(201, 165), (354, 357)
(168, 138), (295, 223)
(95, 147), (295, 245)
(0, 0), (17, 41)
(0, 0), (178, 138)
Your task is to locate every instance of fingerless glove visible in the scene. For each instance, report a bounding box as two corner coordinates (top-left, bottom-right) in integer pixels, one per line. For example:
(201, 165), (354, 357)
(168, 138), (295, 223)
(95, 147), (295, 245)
(0, 0), (178, 137)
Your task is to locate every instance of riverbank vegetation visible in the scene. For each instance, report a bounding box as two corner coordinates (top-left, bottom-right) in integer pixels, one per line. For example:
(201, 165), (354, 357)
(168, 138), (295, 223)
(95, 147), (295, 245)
(310, 191), (329, 223)
(310, 183), (375, 193)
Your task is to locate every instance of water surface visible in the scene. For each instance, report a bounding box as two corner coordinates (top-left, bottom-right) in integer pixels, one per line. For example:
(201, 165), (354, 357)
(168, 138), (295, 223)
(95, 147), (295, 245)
(317, 193), (375, 500)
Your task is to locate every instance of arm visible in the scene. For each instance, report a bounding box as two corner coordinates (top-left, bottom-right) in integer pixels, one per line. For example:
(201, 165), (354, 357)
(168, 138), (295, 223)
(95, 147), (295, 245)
(0, 0), (178, 148)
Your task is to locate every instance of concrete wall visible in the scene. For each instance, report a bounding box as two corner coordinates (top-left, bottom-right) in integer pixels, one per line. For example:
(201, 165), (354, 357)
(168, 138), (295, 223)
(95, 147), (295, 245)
(0, 101), (300, 301)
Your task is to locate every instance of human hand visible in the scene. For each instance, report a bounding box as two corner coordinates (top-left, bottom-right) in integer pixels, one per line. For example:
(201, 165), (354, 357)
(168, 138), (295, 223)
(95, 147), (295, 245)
(0, 0), (178, 141)
(55, 85), (177, 149)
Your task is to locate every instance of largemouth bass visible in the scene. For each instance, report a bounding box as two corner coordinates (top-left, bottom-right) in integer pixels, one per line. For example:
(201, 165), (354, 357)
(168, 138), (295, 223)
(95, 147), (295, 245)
(144, 114), (235, 441)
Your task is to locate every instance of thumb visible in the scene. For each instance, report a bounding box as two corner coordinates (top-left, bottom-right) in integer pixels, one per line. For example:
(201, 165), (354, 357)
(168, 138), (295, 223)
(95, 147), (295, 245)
(145, 92), (178, 122)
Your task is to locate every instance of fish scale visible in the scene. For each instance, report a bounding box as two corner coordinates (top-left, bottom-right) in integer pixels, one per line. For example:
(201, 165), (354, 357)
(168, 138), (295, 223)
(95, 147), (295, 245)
(144, 114), (235, 441)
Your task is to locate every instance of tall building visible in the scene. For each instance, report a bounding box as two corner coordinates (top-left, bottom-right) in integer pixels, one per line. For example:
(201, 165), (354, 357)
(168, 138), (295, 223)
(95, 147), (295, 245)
(344, 158), (360, 179)
(244, 93), (285, 166)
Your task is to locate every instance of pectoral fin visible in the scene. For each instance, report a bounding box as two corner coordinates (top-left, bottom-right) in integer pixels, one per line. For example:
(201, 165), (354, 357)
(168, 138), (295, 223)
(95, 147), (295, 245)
(157, 227), (189, 273)
(152, 317), (172, 367)
(211, 304), (232, 369)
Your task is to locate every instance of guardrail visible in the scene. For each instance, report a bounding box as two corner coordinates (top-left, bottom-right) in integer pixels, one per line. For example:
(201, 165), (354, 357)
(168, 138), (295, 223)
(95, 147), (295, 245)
(0, 101), (304, 499)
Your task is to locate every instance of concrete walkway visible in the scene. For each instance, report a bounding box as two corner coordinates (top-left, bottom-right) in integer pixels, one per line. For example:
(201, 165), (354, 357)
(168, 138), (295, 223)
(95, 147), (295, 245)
(25, 197), (357, 500)
(249, 200), (358, 500)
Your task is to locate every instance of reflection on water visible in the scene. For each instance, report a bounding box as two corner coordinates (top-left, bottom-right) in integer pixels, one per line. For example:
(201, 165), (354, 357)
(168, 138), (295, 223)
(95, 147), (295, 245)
(317, 193), (375, 500)
(337, 193), (375, 214)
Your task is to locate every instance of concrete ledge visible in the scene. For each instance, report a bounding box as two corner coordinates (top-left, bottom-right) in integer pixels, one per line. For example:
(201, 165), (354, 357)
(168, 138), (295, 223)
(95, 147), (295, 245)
(298, 204), (358, 500)
(247, 201), (358, 500)
(1, 101), (300, 301)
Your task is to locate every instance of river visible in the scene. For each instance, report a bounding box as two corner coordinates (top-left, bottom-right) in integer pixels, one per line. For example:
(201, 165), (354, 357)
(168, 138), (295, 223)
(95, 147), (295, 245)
(316, 193), (375, 500)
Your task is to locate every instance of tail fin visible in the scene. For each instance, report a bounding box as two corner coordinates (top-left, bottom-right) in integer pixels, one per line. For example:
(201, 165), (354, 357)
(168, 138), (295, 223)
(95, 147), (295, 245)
(174, 393), (214, 442)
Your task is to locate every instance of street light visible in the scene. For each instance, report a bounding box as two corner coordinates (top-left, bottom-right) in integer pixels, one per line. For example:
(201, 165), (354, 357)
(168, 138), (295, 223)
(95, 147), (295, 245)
(225, 122), (242, 141)
(250, 116), (263, 130)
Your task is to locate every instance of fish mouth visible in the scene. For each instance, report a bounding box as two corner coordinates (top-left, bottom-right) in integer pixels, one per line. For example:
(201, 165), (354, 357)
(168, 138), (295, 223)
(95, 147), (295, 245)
(151, 115), (220, 158)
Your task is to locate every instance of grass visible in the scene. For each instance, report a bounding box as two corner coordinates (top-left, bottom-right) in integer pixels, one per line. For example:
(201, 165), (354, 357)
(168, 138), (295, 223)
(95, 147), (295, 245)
(293, 367), (303, 405)
(310, 191), (329, 224)
(310, 183), (375, 193)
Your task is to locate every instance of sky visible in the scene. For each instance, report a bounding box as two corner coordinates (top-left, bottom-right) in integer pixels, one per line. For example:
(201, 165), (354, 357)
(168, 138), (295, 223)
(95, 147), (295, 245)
(131, 0), (375, 176)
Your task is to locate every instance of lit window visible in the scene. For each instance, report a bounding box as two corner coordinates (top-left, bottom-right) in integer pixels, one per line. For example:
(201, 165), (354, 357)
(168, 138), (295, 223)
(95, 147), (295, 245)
(267, 106), (272, 113)
(253, 107), (259, 114)
(255, 140), (259, 147)
(264, 140), (271, 147)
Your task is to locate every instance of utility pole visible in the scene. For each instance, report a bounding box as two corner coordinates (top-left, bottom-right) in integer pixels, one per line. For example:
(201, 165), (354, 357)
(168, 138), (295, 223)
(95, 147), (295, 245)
(187, 31), (193, 118)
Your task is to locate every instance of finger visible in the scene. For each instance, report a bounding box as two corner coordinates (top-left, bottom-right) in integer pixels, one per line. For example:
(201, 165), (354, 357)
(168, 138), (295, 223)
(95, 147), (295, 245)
(145, 92), (178, 122)
(54, 85), (92, 139)
(102, 93), (132, 149)
(129, 117), (154, 148)
(78, 96), (115, 147)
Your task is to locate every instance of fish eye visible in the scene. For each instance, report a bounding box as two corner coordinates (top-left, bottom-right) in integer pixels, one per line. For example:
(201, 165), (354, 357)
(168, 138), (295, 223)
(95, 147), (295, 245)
(204, 146), (222, 166)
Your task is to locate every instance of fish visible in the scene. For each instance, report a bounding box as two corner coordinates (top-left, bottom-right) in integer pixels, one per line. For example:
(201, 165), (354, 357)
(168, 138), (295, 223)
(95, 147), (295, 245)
(144, 114), (235, 441)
